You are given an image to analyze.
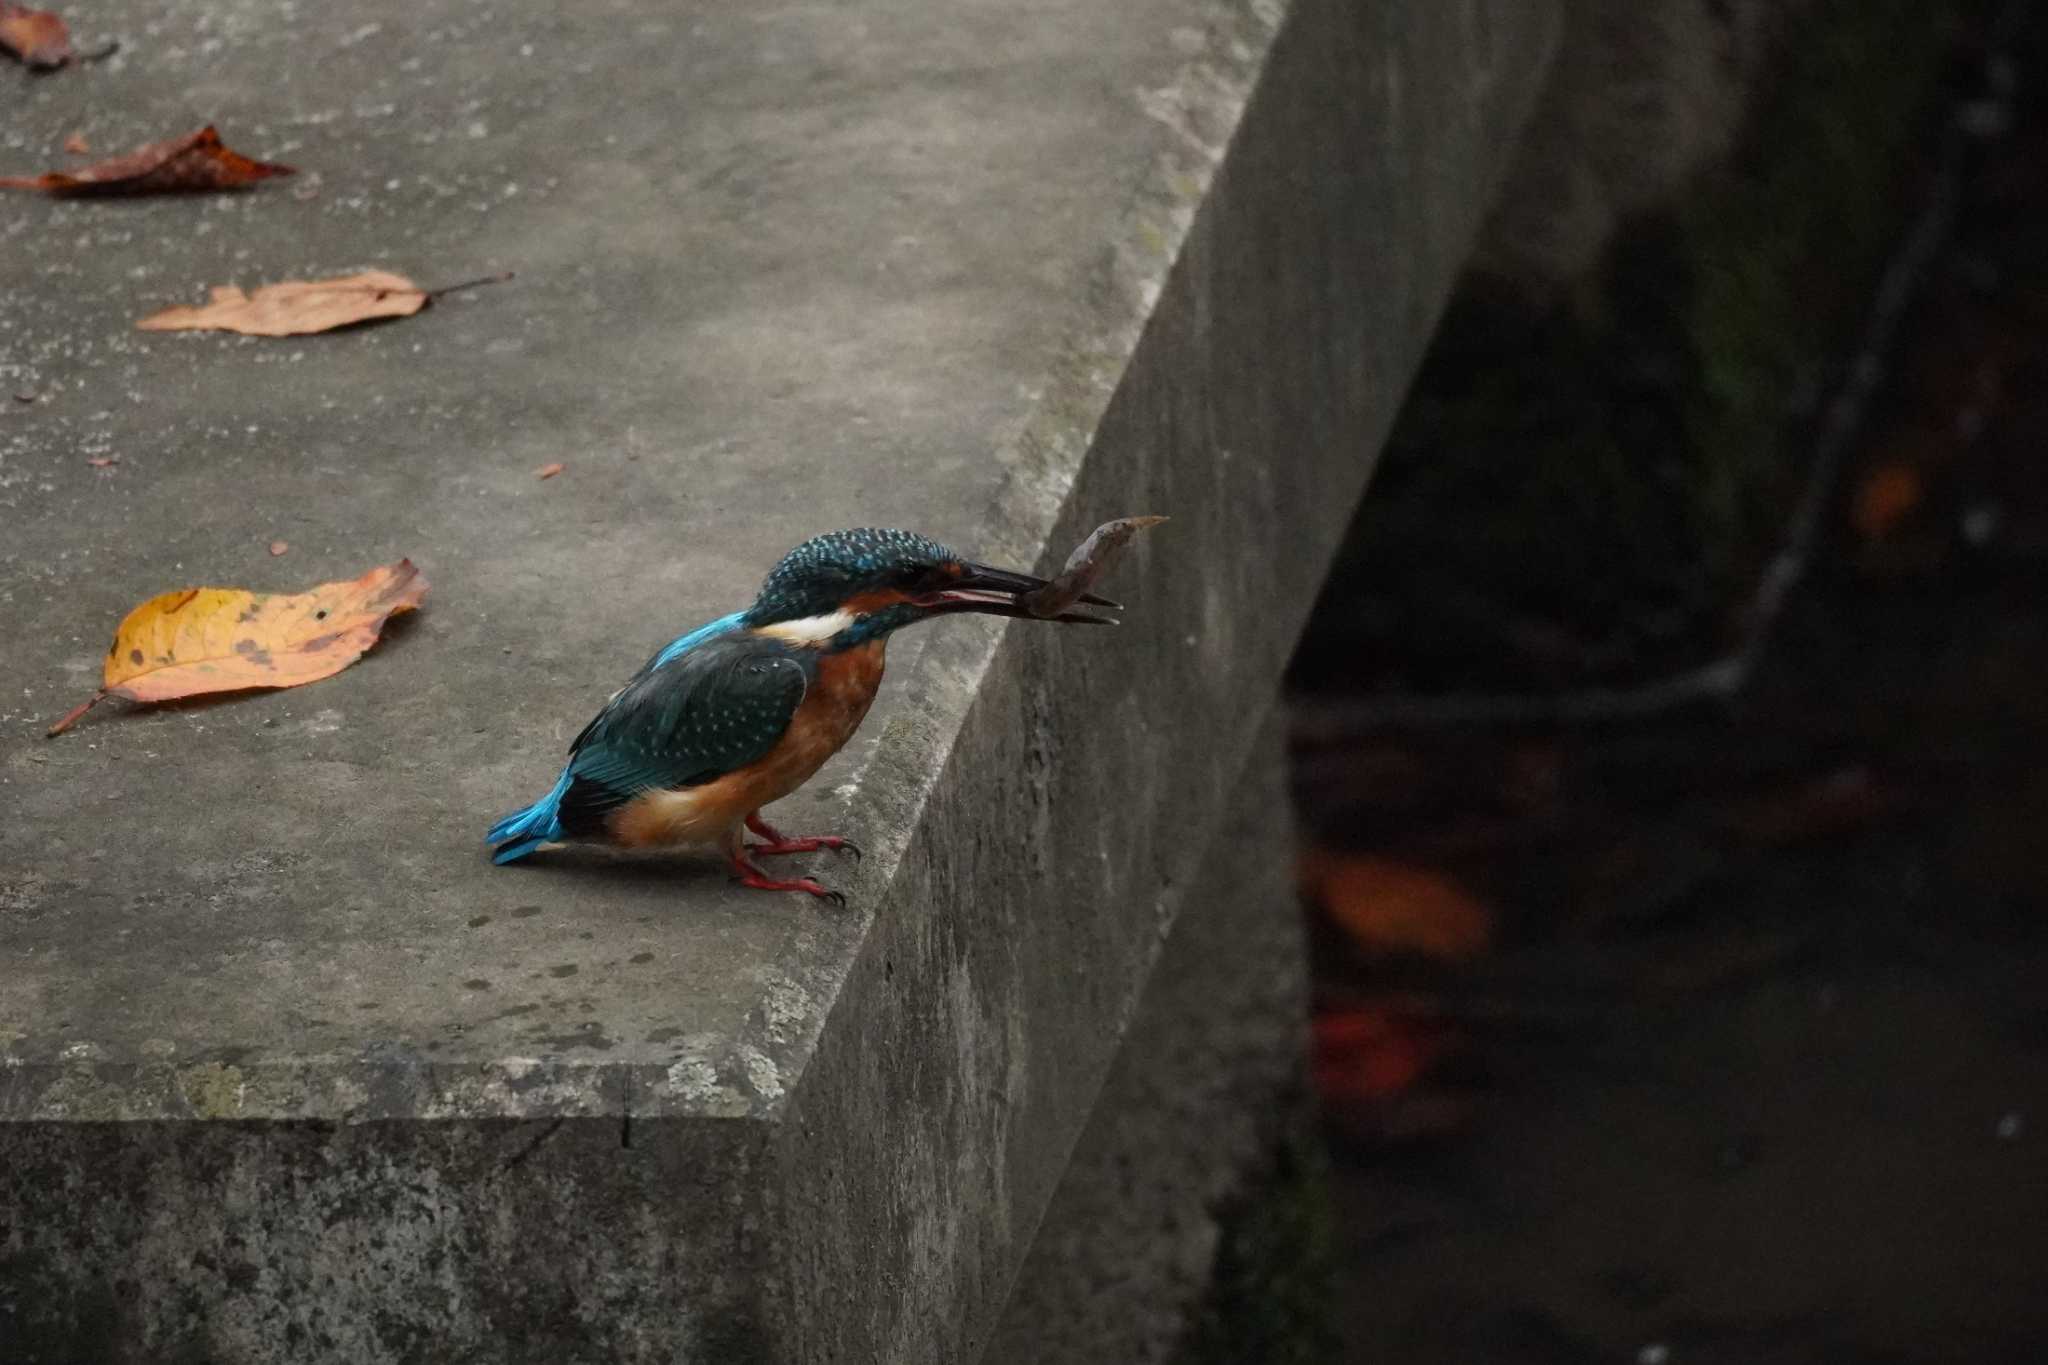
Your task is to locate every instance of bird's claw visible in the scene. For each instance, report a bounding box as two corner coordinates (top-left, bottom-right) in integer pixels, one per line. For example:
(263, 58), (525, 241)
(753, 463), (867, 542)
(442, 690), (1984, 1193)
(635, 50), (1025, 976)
(785, 877), (846, 907)
(731, 866), (846, 906)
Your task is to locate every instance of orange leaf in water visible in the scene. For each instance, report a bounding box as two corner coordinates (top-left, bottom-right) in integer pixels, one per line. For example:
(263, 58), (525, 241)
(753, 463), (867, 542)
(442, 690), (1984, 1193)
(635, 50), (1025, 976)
(0, 125), (293, 197)
(47, 560), (427, 737)
(0, 2), (72, 69)
(1313, 1005), (1455, 1100)
(1301, 850), (1492, 959)
(1850, 463), (1923, 541)
(138, 271), (427, 337)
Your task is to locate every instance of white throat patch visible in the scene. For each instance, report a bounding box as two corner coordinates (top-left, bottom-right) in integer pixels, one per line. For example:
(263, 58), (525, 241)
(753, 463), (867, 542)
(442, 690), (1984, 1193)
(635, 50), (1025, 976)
(755, 609), (856, 646)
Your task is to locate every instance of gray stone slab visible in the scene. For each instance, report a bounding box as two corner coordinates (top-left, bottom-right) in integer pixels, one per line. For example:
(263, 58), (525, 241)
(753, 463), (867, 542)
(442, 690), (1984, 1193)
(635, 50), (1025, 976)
(2, 0), (1559, 1358)
(985, 715), (1310, 1365)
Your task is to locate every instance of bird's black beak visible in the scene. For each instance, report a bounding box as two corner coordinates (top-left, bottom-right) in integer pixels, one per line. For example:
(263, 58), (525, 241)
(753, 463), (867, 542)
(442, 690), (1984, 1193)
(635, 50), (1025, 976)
(916, 563), (1119, 625)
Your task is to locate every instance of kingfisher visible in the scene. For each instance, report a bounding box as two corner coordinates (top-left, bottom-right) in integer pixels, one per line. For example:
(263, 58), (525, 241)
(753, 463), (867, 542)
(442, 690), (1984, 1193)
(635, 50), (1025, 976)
(486, 528), (1115, 903)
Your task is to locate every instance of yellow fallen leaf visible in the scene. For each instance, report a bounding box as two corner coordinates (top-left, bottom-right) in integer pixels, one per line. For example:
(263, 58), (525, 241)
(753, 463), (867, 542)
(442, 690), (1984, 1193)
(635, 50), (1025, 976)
(135, 270), (427, 337)
(47, 559), (427, 737)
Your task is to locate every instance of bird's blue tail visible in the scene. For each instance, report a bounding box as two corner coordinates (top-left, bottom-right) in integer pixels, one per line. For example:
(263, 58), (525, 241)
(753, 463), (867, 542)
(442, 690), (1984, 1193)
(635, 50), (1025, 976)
(486, 767), (572, 864)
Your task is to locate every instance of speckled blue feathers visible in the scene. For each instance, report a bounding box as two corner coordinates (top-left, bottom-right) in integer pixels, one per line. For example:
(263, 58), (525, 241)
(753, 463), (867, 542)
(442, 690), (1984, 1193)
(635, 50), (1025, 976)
(551, 634), (814, 836)
(745, 528), (960, 625)
(487, 610), (753, 863)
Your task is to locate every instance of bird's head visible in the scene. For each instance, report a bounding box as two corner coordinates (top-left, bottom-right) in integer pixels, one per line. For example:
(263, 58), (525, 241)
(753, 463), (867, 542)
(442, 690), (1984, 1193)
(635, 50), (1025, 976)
(743, 528), (1115, 648)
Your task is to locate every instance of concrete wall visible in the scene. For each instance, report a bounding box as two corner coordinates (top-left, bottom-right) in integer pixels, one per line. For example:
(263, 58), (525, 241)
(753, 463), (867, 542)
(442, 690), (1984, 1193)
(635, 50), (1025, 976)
(1475, 0), (1817, 296)
(0, 0), (1558, 1359)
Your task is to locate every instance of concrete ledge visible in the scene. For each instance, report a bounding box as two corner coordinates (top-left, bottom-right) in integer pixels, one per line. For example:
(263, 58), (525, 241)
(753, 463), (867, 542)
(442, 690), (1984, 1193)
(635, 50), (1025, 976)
(986, 717), (1311, 1365)
(2, 0), (1557, 1358)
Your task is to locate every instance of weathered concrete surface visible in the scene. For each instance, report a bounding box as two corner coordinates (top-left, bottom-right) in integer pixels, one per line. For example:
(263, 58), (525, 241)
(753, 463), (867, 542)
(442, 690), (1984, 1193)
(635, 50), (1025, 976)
(1, 0), (1557, 1358)
(984, 718), (1312, 1365)
(767, 2), (1556, 1358)
(1, 1116), (771, 1362)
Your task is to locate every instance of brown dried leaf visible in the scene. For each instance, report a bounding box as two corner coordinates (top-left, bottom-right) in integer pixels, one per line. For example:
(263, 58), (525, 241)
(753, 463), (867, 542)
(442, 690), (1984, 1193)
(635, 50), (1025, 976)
(1022, 514), (1166, 618)
(536, 462), (565, 480)
(0, 2), (72, 69)
(138, 271), (427, 337)
(0, 125), (294, 197)
(47, 560), (427, 737)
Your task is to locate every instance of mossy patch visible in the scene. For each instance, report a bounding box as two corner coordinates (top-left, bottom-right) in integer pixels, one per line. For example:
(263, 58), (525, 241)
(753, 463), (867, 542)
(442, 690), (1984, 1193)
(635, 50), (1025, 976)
(1169, 1121), (1339, 1365)
(1293, 0), (1979, 696)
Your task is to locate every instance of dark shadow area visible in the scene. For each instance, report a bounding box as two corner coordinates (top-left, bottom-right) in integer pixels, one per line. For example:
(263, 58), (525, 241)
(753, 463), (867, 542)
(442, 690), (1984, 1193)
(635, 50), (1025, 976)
(1291, 6), (2048, 1361)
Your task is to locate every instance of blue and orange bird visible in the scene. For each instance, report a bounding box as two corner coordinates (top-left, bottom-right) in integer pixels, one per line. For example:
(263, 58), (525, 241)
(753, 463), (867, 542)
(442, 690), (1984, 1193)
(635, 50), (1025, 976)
(486, 528), (1116, 903)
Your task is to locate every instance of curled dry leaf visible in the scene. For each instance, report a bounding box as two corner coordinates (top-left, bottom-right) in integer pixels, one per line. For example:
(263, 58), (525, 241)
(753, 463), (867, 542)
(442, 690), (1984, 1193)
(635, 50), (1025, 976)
(0, 125), (294, 197)
(137, 270), (512, 338)
(0, 2), (71, 69)
(1021, 514), (1166, 619)
(47, 559), (427, 737)
(139, 271), (427, 338)
(536, 462), (565, 480)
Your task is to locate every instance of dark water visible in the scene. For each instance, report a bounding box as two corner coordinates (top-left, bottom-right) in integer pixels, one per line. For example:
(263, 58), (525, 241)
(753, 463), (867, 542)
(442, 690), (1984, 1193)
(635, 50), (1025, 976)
(1296, 15), (2048, 1364)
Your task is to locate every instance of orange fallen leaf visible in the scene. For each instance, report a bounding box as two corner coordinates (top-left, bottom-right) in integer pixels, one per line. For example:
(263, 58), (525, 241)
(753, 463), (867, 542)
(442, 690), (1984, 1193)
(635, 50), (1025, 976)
(136, 269), (512, 337)
(1301, 850), (1492, 959)
(138, 271), (427, 337)
(536, 462), (565, 480)
(47, 559), (427, 737)
(1851, 463), (1923, 541)
(268, 540), (289, 557)
(63, 130), (89, 154)
(0, 2), (71, 69)
(0, 125), (294, 197)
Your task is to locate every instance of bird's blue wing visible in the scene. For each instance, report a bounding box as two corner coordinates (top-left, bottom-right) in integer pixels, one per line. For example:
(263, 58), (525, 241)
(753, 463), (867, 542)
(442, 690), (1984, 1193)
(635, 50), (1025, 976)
(554, 633), (813, 836)
(647, 610), (748, 670)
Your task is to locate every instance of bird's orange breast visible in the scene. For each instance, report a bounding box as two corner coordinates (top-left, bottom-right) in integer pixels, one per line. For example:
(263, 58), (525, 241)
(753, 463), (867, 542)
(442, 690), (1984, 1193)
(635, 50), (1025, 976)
(774, 637), (887, 782)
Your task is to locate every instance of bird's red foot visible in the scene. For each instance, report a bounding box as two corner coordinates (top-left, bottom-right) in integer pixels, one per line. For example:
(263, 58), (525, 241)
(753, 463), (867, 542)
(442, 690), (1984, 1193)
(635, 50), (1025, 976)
(728, 850), (845, 907)
(744, 812), (862, 862)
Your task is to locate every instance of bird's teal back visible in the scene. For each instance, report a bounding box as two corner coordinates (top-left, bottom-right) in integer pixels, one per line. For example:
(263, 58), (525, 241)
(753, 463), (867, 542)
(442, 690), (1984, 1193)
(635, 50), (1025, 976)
(485, 610), (751, 862)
